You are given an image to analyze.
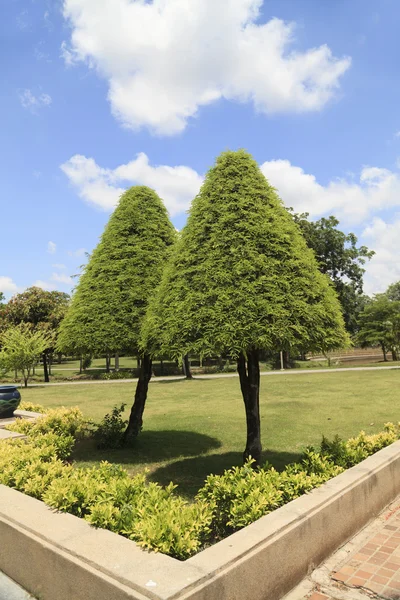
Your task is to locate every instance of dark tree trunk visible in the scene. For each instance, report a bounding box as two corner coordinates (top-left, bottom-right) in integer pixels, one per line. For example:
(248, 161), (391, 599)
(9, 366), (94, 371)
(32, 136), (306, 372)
(237, 349), (262, 465)
(115, 353), (119, 371)
(58, 352), (62, 364)
(43, 352), (49, 383)
(381, 343), (388, 362)
(182, 354), (193, 379)
(48, 354), (52, 376)
(393, 348), (398, 362)
(105, 353), (111, 373)
(322, 351), (331, 367)
(123, 354), (153, 442)
(79, 356), (83, 374)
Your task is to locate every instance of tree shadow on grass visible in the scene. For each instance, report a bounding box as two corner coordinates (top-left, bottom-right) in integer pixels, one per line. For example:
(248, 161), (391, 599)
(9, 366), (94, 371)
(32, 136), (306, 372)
(73, 429), (222, 466)
(149, 448), (301, 499)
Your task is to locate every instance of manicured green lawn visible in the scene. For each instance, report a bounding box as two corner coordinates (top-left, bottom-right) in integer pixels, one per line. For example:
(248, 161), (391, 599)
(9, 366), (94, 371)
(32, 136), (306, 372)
(19, 369), (400, 497)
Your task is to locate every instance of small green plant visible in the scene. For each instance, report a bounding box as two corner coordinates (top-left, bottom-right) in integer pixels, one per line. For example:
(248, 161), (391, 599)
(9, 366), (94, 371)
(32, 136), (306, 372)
(19, 401), (47, 413)
(93, 403), (128, 449)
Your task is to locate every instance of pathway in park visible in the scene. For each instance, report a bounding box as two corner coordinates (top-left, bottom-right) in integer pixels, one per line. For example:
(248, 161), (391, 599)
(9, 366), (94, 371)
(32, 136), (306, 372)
(24, 364), (400, 387)
(287, 496), (400, 600)
(0, 572), (34, 600)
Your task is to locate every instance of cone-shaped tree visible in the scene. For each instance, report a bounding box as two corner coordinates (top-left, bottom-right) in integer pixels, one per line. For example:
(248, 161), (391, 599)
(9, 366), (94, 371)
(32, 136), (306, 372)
(58, 186), (176, 438)
(143, 151), (349, 464)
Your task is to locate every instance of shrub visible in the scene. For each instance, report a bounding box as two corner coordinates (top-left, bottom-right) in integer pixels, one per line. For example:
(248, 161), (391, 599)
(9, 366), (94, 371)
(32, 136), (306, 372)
(19, 401), (47, 413)
(7, 406), (87, 439)
(93, 403), (127, 449)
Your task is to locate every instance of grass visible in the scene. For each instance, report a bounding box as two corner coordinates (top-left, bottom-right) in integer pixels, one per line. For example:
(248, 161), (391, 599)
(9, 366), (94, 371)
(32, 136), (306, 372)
(17, 368), (400, 497)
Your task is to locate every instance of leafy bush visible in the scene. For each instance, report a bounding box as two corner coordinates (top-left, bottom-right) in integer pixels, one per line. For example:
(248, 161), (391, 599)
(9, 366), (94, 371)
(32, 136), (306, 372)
(82, 355), (92, 370)
(98, 371), (135, 380)
(7, 406), (87, 439)
(19, 401), (47, 413)
(93, 403), (127, 449)
(43, 466), (213, 559)
(197, 453), (344, 537)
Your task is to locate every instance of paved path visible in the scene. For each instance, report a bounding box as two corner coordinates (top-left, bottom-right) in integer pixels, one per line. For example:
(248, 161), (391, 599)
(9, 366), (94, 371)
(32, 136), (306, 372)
(0, 572), (34, 600)
(285, 497), (400, 600)
(18, 364), (400, 387)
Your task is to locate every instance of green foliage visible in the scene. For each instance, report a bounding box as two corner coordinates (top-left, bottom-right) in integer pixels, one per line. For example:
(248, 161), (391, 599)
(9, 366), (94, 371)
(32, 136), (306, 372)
(144, 150), (348, 359)
(320, 423), (399, 467)
(0, 324), (52, 386)
(358, 295), (400, 359)
(3, 287), (70, 331)
(44, 466), (213, 559)
(19, 401), (47, 413)
(93, 403), (128, 449)
(7, 406), (87, 439)
(82, 355), (92, 370)
(291, 213), (374, 334)
(197, 453), (343, 536)
(387, 281), (400, 302)
(57, 186), (176, 356)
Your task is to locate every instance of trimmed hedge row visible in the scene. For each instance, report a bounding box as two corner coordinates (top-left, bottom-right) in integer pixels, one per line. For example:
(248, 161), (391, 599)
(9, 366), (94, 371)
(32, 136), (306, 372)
(3, 404), (400, 559)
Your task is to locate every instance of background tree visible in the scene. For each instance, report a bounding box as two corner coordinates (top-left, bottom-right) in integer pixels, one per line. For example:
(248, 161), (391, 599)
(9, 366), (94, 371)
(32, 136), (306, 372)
(358, 294), (400, 361)
(57, 186), (176, 440)
(386, 281), (400, 302)
(144, 150), (348, 465)
(291, 213), (374, 334)
(0, 324), (52, 387)
(2, 287), (70, 381)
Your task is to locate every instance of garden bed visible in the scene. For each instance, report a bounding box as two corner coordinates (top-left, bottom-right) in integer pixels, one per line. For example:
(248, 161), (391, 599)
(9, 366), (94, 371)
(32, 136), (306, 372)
(1, 438), (400, 600)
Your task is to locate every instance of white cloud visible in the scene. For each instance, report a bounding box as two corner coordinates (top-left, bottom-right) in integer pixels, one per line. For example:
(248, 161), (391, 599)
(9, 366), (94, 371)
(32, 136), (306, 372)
(19, 89), (52, 112)
(52, 263), (66, 269)
(61, 0), (350, 135)
(260, 160), (400, 225)
(67, 248), (87, 258)
(47, 241), (56, 254)
(61, 153), (203, 216)
(33, 280), (56, 292)
(51, 272), (73, 285)
(361, 217), (400, 295)
(0, 276), (19, 295)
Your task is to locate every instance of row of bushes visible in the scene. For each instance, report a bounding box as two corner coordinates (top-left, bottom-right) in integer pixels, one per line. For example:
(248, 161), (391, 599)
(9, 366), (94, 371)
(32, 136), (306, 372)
(3, 405), (400, 559)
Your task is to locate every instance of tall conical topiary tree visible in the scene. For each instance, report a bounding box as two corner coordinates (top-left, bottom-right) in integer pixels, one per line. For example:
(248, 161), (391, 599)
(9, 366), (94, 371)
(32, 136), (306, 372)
(143, 150), (349, 464)
(58, 186), (176, 439)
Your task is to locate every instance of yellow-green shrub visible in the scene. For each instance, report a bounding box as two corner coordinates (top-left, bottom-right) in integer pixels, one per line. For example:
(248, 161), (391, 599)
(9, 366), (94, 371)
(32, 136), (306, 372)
(7, 406), (87, 439)
(19, 401), (47, 413)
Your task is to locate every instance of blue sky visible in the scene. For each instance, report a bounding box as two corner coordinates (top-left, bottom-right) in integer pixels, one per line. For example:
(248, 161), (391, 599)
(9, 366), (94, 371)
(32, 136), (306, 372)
(1, 0), (400, 299)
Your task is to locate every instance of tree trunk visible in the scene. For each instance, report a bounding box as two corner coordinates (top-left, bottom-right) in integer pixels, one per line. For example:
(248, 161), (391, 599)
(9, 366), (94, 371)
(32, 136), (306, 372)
(115, 353), (119, 371)
(43, 352), (49, 383)
(237, 349), (262, 465)
(393, 348), (398, 362)
(322, 351), (331, 367)
(58, 352), (62, 364)
(105, 353), (110, 373)
(381, 343), (388, 362)
(48, 353), (52, 376)
(182, 354), (193, 379)
(123, 354), (153, 442)
(79, 356), (83, 374)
